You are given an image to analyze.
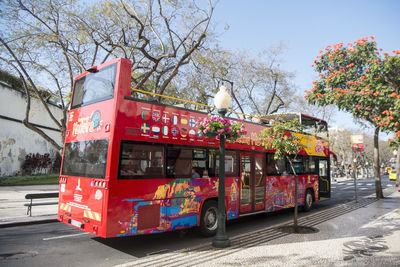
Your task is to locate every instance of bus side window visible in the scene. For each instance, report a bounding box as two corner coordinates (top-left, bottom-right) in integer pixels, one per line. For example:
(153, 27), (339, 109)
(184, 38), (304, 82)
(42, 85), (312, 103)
(215, 150), (238, 177)
(304, 156), (316, 174)
(166, 147), (206, 178)
(266, 154), (287, 175)
(118, 142), (164, 179)
(288, 156), (304, 175)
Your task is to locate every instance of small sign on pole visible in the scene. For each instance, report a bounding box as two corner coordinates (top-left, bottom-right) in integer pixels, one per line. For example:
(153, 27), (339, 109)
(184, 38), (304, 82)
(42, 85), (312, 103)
(351, 134), (364, 152)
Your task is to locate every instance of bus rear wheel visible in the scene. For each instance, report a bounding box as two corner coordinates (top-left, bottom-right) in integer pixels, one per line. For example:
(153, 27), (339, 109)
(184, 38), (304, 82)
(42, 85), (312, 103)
(303, 189), (313, 212)
(199, 200), (218, 237)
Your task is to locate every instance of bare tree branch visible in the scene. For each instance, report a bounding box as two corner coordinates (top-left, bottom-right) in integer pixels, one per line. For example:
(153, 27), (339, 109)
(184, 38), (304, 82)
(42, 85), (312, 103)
(0, 37), (62, 129)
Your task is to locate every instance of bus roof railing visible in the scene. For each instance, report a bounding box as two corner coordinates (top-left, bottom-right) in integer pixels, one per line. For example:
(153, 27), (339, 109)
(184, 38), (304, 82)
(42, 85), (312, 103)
(131, 88), (329, 140)
(131, 88), (275, 124)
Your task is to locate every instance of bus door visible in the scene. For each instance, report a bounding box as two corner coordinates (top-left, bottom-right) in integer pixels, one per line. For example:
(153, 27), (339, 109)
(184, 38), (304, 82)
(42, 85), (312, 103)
(239, 153), (265, 213)
(317, 158), (330, 199)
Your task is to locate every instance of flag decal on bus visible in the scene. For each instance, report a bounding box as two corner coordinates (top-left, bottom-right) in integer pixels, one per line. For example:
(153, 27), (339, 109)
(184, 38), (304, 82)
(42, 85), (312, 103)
(181, 128), (188, 137)
(141, 110), (149, 120)
(162, 126), (168, 135)
(172, 115), (178, 125)
(172, 127), (179, 136)
(181, 118), (188, 125)
(141, 123), (150, 134)
(189, 118), (196, 127)
(189, 129), (196, 137)
(152, 126), (160, 134)
(152, 111), (160, 122)
(162, 114), (170, 124)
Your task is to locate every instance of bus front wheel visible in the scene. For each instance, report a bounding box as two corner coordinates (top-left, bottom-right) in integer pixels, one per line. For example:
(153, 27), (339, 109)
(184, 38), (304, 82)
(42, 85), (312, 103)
(303, 189), (313, 212)
(198, 200), (218, 237)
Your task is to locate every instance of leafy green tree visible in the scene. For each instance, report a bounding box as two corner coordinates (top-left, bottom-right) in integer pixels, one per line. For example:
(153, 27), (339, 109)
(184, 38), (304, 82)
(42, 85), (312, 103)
(305, 37), (400, 198)
(259, 119), (304, 232)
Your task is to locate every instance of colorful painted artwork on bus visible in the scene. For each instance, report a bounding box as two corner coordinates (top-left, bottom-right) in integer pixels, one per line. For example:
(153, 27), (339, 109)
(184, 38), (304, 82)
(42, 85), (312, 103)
(264, 175), (315, 212)
(118, 178), (207, 236)
(227, 178), (239, 219)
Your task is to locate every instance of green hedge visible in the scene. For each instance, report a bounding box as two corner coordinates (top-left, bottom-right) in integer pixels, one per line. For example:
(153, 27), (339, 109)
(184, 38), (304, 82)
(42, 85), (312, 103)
(0, 174), (59, 186)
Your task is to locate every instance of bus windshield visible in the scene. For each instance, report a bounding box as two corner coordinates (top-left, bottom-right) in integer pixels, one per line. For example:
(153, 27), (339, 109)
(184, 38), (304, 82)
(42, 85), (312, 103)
(71, 63), (117, 109)
(61, 139), (109, 178)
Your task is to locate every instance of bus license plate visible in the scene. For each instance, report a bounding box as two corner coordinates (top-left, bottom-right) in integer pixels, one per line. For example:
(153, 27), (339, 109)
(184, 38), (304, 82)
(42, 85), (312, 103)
(70, 219), (82, 228)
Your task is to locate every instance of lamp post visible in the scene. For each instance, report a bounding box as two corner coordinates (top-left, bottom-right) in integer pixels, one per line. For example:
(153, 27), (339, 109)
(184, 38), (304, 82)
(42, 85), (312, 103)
(212, 85), (231, 248)
(353, 157), (358, 203)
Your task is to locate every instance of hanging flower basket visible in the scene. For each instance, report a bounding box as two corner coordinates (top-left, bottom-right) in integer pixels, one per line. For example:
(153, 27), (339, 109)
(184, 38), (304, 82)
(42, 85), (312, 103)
(197, 115), (247, 141)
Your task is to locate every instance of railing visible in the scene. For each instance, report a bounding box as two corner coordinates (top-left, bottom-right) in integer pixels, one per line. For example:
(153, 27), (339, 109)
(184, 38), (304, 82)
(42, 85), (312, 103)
(131, 88), (273, 124)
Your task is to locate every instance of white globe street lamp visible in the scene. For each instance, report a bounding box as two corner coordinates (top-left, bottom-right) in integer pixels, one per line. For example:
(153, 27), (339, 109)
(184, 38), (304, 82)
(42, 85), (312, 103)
(212, 85), (231, 248)
(214, 85), (231, 110)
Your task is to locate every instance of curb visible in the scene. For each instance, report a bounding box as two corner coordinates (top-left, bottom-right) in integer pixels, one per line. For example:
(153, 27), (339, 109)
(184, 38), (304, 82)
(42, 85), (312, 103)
(0, 218), (58, 229)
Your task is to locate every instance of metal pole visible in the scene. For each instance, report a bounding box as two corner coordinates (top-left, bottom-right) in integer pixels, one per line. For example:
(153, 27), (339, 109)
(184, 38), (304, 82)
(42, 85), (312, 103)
(353, 154), (358, 203)
(212, 108), (230, 248)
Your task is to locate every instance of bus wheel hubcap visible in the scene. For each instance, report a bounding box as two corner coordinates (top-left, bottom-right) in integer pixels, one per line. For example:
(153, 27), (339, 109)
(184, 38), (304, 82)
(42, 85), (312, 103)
(306, 193), (312, 207)
(205, 207), (217, 230)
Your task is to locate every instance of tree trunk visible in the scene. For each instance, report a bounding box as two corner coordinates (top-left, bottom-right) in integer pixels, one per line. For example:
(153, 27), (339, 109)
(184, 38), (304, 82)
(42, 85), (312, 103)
(396, 149), (400, 187)
(286, 156), (298, 232)
(373, 127), (384, 198)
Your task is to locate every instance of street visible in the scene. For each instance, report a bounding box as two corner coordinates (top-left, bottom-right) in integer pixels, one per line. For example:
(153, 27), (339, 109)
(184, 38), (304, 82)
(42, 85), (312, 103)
(0, 177), (396, 267)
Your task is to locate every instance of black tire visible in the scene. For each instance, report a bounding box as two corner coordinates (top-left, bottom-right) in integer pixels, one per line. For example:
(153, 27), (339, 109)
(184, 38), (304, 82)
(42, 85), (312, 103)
(198, 200), (218, 237)
(303, 189), (313, 212)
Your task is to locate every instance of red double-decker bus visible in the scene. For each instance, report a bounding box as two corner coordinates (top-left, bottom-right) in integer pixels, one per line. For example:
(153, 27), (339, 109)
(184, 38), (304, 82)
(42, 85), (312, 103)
(58, 58), (332, 238)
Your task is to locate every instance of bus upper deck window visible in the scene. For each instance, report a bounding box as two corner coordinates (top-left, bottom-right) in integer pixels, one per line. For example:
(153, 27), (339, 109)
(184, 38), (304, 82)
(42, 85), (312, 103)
(71, 63), (117, 109)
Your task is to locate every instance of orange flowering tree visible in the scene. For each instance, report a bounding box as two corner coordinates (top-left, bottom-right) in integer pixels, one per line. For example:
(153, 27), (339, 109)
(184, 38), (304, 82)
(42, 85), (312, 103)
(305, 37), (400, 199)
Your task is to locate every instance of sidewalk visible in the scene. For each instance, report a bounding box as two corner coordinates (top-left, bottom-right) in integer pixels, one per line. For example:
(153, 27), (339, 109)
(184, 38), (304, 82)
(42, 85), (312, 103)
(201, 191), (400, 267)
(0, 184), (59, 227)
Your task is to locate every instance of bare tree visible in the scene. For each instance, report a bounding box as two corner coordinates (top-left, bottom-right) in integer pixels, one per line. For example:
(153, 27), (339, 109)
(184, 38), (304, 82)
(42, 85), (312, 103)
(178, 45), (296, 118)
(0, 0), (216, 149)
(329, 128), (393, 177)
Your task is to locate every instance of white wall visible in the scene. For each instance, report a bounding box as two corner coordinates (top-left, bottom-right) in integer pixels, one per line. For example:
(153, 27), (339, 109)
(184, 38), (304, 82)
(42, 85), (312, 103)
(0, 83), (64, 176)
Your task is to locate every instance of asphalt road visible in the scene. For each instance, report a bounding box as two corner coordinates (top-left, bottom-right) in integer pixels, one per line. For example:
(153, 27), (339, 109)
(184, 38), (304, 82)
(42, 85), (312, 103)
(0, 176), (396, 267)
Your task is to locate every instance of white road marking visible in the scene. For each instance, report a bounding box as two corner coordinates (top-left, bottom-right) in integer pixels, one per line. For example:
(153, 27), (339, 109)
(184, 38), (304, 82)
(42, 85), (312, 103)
(43, 232), (89, 241)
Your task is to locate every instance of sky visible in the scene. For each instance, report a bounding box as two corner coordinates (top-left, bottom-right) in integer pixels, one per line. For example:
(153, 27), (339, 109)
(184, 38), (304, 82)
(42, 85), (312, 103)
(212, 0), (400, 138)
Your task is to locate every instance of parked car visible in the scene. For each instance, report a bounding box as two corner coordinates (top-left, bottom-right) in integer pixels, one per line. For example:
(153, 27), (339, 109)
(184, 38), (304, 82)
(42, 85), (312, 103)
(389, 170), (397, 181)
